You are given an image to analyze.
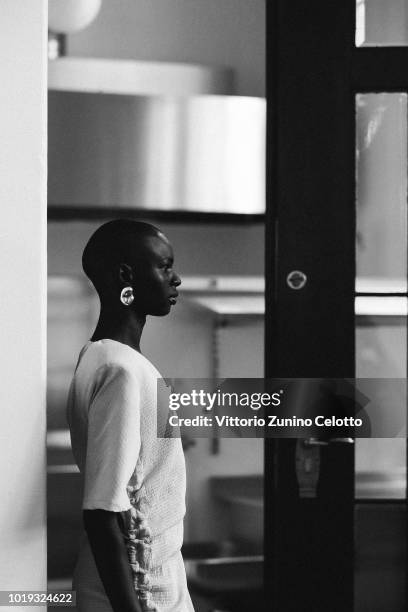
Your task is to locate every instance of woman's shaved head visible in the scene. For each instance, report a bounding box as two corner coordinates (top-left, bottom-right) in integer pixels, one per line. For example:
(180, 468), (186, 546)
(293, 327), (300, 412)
(82, 219), (163, 296)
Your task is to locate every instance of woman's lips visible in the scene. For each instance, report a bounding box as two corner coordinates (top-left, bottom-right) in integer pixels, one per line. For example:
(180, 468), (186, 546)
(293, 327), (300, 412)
(169, 295), (178, 305)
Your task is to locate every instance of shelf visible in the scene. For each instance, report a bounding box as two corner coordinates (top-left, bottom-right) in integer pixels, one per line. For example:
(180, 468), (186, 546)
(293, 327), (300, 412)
(48, 205), (265, 225)
(186, 294), (407, 319)
(181, 276), (264, 293)
(186, 295), (264, 318)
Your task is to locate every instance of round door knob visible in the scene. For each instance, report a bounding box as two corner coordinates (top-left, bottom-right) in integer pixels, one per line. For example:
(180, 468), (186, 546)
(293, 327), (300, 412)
(286, 270), (307, 290)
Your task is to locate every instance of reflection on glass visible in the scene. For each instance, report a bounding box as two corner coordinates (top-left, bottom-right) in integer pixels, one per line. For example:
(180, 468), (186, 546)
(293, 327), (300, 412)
(356, 93), (407, 290)
(356, 302), (407, 499)
(356, 0), (408, 46)
(356, 278), (407, 294)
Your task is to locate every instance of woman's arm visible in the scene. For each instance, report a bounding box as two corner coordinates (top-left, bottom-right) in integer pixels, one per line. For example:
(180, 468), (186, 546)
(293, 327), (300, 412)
(83, 509), (143, 612)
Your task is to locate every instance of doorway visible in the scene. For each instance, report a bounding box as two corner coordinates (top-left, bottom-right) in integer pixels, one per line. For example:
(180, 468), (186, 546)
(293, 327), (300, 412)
(266, 2), (408, 610)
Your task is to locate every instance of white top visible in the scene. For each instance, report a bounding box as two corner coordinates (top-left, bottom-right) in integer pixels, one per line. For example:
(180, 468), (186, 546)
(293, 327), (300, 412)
(66, 339), (194, 612)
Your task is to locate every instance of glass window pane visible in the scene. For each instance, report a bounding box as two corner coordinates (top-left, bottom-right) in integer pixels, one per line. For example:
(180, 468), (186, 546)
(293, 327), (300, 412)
(356, 0), (408, 46)
(356, 93), (407, 291)
(355, 303), (407, 499)
(355, 90), (407, 610)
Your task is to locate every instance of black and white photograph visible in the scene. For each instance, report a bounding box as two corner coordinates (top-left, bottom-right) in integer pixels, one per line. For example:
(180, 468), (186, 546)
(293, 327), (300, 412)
(1, 1), (408, 611)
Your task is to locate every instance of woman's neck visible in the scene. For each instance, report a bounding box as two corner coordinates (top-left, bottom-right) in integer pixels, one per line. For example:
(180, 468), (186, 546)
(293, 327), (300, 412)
(91, 304), (146, 353)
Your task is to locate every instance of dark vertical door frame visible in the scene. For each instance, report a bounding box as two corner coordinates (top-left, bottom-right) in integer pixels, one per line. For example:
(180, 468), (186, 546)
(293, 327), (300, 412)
(264, 1), (408, 610)
(265, 1), (356, 377)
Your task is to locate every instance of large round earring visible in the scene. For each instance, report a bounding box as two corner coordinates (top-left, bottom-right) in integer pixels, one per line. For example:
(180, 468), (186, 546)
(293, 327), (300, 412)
(120, 286), (134, 306)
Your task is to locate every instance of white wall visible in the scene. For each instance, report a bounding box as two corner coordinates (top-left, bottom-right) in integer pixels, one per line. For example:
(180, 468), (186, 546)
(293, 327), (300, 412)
(67, 0), (265, 97)
(0, 0), (47, 601)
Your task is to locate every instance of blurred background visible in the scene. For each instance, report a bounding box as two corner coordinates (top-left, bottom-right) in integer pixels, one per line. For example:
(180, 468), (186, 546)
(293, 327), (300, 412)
(47, 2), (265, 611)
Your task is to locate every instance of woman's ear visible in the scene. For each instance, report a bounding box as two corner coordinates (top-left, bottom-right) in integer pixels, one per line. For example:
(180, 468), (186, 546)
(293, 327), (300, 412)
(119, 263), (133, 284)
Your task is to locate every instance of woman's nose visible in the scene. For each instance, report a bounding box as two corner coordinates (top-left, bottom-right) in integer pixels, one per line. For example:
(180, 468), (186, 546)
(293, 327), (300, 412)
(172, 271), (181, 286)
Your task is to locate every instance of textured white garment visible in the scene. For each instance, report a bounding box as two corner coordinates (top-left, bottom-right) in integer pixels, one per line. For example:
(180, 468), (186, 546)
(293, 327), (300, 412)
(66, 339), (194, 612)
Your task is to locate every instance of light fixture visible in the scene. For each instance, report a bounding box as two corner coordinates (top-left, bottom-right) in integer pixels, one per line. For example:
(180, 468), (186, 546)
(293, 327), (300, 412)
(48, 0), (102, 59)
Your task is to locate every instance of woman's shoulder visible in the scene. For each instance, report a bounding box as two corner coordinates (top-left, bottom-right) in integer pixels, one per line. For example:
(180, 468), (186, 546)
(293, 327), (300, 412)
(78, 339), (160, 382)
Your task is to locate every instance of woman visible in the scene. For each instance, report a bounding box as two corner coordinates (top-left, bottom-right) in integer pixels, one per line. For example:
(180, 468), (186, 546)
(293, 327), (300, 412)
(66, 219), (194, 612)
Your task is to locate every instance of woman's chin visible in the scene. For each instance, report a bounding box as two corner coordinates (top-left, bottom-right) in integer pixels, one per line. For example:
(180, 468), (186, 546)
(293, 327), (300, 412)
(149, 304), (172, 317)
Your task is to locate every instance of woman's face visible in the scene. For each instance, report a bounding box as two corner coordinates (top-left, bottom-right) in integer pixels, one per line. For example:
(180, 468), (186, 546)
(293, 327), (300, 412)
(130, 233), (181, 316)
